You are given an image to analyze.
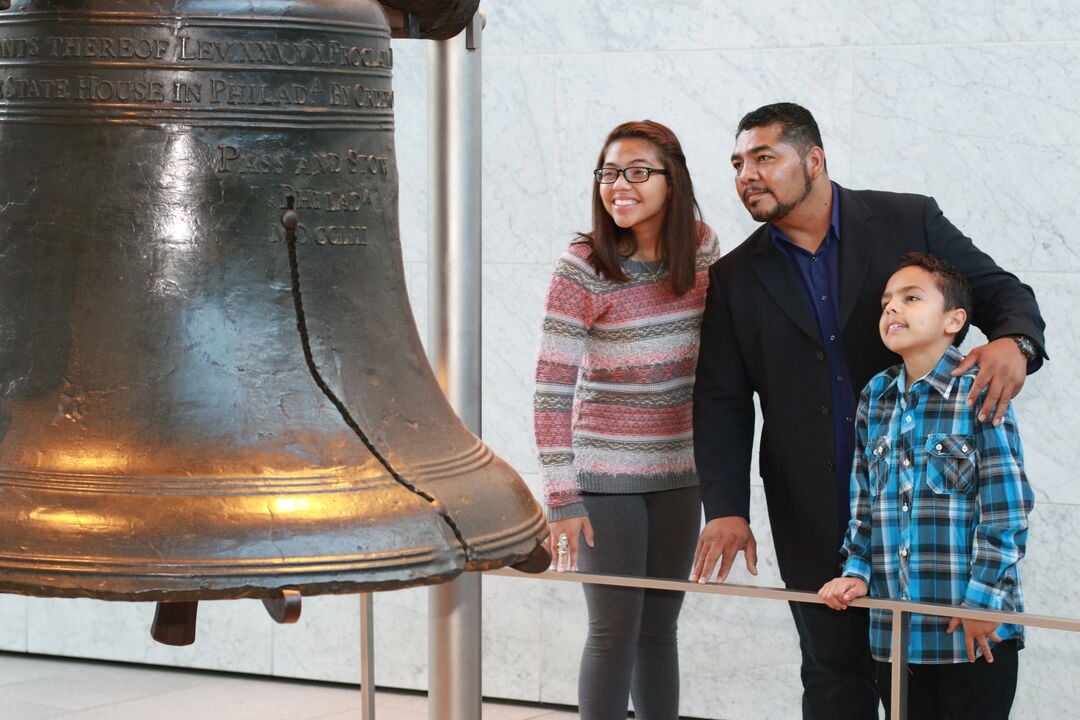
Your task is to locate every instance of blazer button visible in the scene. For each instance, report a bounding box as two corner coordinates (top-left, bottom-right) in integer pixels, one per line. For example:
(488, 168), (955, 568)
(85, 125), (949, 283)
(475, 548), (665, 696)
(819, 405), (831, 416)
(815, 350), (826, 360)
(825, 461), (836, 472)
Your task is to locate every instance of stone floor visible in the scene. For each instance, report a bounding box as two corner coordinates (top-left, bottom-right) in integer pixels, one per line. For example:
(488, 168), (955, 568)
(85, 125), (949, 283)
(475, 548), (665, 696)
(0, 652), (580, 720)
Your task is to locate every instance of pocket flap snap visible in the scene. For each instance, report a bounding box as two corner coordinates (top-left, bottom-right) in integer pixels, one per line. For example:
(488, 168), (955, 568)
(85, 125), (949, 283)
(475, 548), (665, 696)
(927, 434), (974, 459)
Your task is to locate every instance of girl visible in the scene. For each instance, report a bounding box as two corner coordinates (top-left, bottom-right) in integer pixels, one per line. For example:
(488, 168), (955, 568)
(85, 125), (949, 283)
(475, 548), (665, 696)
(534, 120), (720, 719)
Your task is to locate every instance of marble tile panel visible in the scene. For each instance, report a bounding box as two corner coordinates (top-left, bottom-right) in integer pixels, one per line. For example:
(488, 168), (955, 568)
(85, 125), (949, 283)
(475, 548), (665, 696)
(550, 49), (855, 258)
(1017, 502), (1080, 620)
(275, 586), (430, 689)
(481, 263), (553, 476)
(878, 0), (1080, 44)
(390, 41), (429, 264)
(390, 38), (427, 63)
(482, 55), (559, 266)
(999, 273), (1080, 506)
(371, 585), (429, 690)
(368, 573), (541, 705)
(482, 0), (1080, 57)
(701, 0), (1080, 48)
(483, 0), (706, 57)
(517, 472), (543, 512)
(534, 576), (588, 706)
(403, 260), (430, 352)
(952, 496), (1080, 719)
(271, 593), (361, 685)
(1012, 628), (1080, 720)
(850, 44), (1080, 274)
(24, 597), (273, 674)
(679, 594), (802, 719)
(482, 573), (542, 702)
(0, 594), (27, 651)
(701, 0), (864, 50)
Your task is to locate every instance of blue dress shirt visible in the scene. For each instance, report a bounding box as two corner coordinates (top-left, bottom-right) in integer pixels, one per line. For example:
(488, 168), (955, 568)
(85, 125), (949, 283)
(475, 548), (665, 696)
(771, 183), (856, 532)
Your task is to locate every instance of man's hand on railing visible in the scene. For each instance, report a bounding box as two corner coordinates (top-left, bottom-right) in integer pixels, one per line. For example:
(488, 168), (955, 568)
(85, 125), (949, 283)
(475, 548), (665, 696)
(818, 576), (868, 610)
(690, 516), (758, 584)
(947, 606), (1003, 663)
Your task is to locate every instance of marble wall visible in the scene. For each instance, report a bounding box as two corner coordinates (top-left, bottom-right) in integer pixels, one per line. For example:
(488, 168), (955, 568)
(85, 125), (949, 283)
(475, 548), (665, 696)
(2, 2), (1079, 719)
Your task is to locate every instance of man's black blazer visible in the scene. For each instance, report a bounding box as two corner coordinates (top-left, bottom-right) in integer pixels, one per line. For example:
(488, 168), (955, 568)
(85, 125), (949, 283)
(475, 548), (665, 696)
(693, 185), (1046, 591)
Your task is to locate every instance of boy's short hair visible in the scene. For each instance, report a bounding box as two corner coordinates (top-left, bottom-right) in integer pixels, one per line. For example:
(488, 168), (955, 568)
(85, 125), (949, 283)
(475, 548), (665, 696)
(896, 252), (972, 345)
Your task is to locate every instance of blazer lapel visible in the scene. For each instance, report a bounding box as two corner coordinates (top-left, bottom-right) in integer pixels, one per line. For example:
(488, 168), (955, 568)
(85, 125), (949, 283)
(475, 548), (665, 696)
(837, 187), (878, 331)
(749, 228), (820, 342)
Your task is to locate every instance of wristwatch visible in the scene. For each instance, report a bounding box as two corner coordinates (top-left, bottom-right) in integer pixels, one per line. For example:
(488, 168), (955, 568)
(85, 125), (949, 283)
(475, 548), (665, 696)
(1012, 335), (1038, 363)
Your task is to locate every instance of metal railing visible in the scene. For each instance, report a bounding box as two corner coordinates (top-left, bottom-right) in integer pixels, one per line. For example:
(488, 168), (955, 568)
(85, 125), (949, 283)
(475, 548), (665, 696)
(485, 567), (1080, 720)
(355, 568), (1080, 718)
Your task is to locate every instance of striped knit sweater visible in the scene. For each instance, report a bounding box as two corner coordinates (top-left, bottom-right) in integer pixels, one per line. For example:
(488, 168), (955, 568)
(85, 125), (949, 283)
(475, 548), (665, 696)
(534, 222), (721, 521)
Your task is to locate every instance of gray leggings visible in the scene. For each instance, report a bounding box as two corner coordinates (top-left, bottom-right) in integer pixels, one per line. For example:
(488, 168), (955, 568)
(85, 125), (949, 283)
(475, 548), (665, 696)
(577, 485), (701, 720)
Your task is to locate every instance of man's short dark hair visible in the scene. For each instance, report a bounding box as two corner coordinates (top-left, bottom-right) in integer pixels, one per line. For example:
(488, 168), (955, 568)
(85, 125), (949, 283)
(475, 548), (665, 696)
(896, 252), (973, 346)
(736, 102), (824, 158)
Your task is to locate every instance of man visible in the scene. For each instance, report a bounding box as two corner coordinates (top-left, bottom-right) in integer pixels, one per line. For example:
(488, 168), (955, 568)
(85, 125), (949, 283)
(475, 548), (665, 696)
(690, 102), (1045, 718)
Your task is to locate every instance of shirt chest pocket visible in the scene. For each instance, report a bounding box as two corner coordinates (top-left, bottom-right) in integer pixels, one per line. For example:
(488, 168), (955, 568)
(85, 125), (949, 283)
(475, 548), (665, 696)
(867, 436), (891, 496)
(925, 434), (976, 494)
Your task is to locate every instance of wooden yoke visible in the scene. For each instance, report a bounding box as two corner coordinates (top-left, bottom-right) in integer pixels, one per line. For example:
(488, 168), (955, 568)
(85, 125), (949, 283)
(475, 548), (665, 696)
(378, 0), (480, 40)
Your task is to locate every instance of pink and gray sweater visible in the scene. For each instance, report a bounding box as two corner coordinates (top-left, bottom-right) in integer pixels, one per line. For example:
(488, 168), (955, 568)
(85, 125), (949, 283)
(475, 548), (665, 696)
(534, 223), (721, 521)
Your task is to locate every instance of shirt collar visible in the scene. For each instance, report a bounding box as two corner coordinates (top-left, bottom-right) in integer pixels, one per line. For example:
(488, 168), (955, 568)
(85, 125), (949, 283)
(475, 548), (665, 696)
(879, 345), (965, 401)
(770, 182), (841, 252)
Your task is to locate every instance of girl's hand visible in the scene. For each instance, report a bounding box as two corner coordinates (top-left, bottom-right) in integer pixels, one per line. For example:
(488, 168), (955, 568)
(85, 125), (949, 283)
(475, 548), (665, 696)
(547, 517), (595, 572)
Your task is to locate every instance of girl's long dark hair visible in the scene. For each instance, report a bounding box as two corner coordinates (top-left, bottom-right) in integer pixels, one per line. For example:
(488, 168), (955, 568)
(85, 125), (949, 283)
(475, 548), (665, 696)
(578, 120), (702, 296)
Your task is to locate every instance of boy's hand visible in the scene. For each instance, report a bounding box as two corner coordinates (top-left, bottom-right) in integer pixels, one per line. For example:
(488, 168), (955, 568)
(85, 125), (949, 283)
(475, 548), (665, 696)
(946, 611), (1003, 663)
(818, 577), (867, 610)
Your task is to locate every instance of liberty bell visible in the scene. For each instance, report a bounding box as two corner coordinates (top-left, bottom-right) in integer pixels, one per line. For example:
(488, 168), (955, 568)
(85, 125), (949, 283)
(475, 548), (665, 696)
(0, 0), (547, 644)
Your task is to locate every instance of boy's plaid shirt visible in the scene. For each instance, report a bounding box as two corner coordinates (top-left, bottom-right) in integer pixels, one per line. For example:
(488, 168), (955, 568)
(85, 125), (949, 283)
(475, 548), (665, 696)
(840, 345), (1034, 664)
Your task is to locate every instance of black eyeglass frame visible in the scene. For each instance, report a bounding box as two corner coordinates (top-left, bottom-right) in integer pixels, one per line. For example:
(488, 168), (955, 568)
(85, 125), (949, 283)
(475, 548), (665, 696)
(593, 166), (668, 184)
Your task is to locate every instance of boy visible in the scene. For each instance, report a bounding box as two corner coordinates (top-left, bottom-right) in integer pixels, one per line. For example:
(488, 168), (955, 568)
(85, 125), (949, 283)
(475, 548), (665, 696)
(819, 253), (1034, 719)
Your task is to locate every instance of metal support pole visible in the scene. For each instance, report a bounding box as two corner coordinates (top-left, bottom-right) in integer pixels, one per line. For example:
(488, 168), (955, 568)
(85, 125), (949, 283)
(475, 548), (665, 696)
(890, 608), (910, 720)
(360, 593), (376, 719)
(426, 9), (485, 720)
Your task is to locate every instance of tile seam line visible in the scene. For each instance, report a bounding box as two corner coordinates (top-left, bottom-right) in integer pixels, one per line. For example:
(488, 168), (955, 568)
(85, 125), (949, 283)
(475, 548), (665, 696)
(404, 260), (558, 268)
(480, 39), (1080, 58)
(406, 264), (1078, 275)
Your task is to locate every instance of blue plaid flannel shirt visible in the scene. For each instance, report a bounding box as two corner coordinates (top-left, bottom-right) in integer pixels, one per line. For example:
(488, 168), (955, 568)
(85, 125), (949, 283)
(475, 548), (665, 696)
(840, 345), (1034, 664)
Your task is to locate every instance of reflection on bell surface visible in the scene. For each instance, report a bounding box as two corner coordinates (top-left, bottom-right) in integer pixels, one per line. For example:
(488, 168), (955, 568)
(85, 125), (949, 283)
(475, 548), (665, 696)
(0, 0), (546, 628)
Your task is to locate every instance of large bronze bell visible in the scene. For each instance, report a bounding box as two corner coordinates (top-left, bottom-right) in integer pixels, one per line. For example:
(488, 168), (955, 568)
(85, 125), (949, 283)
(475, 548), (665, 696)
(0, 0), (546, 641)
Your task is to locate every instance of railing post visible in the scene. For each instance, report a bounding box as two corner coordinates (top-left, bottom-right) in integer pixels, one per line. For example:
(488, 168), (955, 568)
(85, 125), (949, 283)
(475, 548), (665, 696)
(360, 593), (375, 719)
(889, 608), (910, 720)
(426, 9), (485, 720)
